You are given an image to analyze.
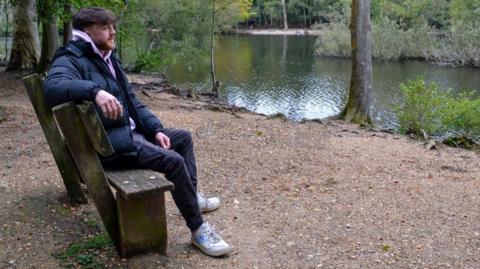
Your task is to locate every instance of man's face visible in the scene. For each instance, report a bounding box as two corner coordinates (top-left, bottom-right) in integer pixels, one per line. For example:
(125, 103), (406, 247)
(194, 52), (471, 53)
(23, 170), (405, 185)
(84, 23), (116, 51)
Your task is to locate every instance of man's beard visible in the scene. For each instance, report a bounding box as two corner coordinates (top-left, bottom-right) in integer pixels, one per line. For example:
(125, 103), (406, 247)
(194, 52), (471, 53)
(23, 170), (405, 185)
(96, 40), (115, 51)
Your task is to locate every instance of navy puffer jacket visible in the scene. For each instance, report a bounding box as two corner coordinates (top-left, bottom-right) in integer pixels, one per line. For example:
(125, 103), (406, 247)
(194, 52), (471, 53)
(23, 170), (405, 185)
(44, 40), (164, 156)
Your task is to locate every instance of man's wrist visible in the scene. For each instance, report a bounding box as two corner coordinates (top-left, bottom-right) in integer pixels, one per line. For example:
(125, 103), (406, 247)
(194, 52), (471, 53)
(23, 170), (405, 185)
(91, 87), (102, 100)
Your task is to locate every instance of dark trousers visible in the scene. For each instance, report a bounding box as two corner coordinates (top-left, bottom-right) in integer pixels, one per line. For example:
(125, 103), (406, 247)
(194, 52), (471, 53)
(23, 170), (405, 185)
(103, 128), (204, 232)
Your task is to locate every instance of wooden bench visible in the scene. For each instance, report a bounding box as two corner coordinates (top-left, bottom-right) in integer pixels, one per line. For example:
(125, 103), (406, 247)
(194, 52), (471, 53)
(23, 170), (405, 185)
(23, 74), (174, 257)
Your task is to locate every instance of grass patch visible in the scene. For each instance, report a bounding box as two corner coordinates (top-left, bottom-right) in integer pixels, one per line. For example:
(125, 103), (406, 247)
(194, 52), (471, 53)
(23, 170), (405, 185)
(0, 106), (5, 123)
(50, 203), (71, 217)
(54, 234), (113, 269)
(84, 219), (99, 228)
(382, 244), (392, 252)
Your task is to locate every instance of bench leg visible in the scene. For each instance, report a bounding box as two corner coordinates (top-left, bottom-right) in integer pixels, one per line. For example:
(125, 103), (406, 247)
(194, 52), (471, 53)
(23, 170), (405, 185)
(116, 192), (168, 257)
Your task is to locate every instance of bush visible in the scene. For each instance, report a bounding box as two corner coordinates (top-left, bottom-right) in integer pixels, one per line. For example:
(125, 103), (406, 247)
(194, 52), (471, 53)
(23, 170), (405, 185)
(395, 78), (480, 140)
(315, 19), (434, 61)
(315, 20), (480, 67)
(373, 18), (433, 61)
(314, 23), (351, 58)
(442, 92), (480, 137)
(423, 24), (480, 66)
(395, 78), (449, 136)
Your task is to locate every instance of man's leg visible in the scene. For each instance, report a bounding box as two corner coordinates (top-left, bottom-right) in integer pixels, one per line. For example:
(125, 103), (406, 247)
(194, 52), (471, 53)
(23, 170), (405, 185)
(132, 131), (203, 232)
(161, 128), (220, 212)
(161, 128), (198, 191)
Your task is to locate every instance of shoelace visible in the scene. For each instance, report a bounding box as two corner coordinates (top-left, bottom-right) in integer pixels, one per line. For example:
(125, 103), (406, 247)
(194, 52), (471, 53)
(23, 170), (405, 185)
(197, 192), (210, 207)
(204, 224), (222, 243)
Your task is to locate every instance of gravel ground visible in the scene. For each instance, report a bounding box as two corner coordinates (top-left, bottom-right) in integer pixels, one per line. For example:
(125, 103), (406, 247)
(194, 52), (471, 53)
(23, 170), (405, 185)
(0, 71), (479, 268)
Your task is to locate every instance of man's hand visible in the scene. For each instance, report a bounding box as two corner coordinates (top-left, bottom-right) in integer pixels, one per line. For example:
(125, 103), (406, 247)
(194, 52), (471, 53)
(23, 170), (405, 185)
(95, 89), (123, 120)
(155, 132), (171, 149)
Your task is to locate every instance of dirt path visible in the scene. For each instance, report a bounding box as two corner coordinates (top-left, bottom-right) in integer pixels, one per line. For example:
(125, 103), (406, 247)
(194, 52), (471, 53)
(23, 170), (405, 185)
(0, 71), (479, 268)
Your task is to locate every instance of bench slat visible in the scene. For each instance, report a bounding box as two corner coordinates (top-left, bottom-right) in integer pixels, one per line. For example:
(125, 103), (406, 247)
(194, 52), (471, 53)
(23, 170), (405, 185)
(106, 170), (174, 200)
(23, 74), (87, 204)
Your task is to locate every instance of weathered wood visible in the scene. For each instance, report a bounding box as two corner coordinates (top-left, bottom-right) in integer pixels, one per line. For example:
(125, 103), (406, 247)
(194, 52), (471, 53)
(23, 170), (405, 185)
(53, 102), (121, 252)
(22, 74), (86, 204)
(77, 101), (114, 157)
(106, 169), (174, 200)
(116, 191), (169, 256)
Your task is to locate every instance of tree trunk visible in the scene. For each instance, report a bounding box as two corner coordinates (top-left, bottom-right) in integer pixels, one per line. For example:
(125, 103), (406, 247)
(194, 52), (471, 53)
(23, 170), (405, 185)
(308, 9), (312, 27)
(281, 0), (288, 30)
(210, 0), (219, 96)
(302, 5), (307, 28)
(3, 0), (10, 61)
(263, 8), (268, 28)
(38, 0), (59, 73)
(63, 2), (73, 45)
(340, 0), (373, 124)
(258, 7), (262, 26)
(117, 0), (129, 61)
(7, 0), (39, 71)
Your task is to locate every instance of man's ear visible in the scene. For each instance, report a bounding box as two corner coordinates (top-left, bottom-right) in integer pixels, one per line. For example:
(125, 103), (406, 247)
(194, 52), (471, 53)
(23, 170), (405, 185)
(83, 26), (93, 36)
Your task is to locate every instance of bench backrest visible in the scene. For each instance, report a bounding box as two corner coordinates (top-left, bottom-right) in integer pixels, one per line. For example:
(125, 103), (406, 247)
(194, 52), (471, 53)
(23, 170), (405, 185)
(23, 74), (86, 203)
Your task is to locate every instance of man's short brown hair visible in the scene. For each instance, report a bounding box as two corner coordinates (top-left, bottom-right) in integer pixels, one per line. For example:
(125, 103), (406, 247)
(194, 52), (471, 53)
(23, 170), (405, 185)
(72, 7), (117, 31)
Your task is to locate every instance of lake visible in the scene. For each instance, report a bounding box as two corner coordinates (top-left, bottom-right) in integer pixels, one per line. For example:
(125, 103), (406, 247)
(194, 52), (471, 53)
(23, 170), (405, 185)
(167, 35), (480, 128)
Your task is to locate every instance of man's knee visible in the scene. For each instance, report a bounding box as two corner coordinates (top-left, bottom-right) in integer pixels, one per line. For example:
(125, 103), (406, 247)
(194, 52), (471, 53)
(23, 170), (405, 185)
(165, 152), (185, 169)
(178, 129), (192, 143)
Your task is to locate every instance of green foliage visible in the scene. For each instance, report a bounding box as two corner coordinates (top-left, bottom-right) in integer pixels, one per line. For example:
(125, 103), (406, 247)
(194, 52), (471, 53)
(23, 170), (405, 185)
(442, 92), (480, 137)
(450, 0), (480, 27)
(371, 0), (451, 29)
(119, 0), (211, 72)
(423, 24), (480, 67)
(315, 17), (432, 61)
(54, 234), (113, 269)
(395, 78), (480, 140)
(372, 17), (432, 61)
(395, 78), (449, 136)
(315, 15), (480, 67)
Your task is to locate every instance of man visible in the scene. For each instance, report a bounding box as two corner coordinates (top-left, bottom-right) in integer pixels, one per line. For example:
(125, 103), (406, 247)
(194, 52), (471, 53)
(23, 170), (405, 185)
(43, 7), (232, 257)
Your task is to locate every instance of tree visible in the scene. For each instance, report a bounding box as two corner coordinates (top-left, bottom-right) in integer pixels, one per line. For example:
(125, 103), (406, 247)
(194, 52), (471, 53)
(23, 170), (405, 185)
(37, 0), (60, 73)
(210, 0), (219, 95)
(340, 0), (372, 124)
(7, 0), (39, 71)
(1, 0), (11, 62)
(281, 0), (288, 29)
(62, 2), (73, 45)
(450, 0), (480, 27)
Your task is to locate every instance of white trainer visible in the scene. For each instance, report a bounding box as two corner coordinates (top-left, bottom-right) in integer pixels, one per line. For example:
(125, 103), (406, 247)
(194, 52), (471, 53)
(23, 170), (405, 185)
(197, 192), (220, 213)
(192, 222), (232, 257)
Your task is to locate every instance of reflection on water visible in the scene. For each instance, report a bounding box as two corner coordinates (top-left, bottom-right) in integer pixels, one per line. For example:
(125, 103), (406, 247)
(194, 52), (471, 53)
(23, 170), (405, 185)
(167, 35), (480, 127)
(0, 37), (11, 60)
